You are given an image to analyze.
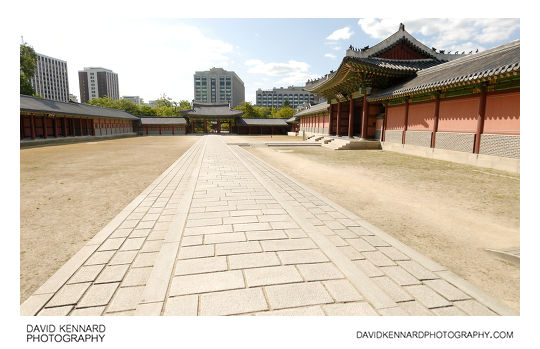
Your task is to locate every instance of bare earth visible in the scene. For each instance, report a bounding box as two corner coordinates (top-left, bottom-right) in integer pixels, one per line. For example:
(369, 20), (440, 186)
(20, 136), (199, 303)
(232, 135), (520, 312)
(20, 134), (519, 312)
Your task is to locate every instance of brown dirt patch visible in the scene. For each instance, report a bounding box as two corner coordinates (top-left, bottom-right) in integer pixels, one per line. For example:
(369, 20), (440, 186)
(20, 136), (199, 303)
(243, 142), (519, 312)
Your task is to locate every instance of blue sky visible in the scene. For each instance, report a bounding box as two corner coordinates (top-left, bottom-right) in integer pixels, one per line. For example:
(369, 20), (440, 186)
(21, 18), (520, 104)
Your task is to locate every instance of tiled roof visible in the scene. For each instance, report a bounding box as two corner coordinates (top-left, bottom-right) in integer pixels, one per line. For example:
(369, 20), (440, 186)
(235, 118), (289, 126)
(183, 102), (243, 117)
(348, 57), (441, 72)
(286, 116), (299, 123)
(139, 117), (187, 125)
(295, 102), (329, 117)
(369, 40), (520, 101)
(20, 95), (139, 120)
(346, 24), (464, 62)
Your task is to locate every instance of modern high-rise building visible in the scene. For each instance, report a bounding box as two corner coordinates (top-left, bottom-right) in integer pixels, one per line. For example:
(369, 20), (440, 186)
(78, 67), (119, 103)
(256, 86), (324, 109)
(122, 96), (144, 105)
(194, 68), (245, 107)
(30, 53), (70, 102)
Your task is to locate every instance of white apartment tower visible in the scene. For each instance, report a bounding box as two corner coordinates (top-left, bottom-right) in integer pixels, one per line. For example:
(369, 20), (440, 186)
(78, 67), (119, 103)
(30, 53), (70, 102)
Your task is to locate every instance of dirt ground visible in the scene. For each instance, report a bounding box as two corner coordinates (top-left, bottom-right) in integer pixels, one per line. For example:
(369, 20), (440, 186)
(233, 135), (520, 312)
(20, 136), (199, 303)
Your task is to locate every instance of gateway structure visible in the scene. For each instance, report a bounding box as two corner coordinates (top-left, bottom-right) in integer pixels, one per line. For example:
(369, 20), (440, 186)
(300, 24), (519, 171)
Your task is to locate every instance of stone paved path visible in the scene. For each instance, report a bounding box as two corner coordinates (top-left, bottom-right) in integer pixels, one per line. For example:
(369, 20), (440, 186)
(21, 136), (518, 316)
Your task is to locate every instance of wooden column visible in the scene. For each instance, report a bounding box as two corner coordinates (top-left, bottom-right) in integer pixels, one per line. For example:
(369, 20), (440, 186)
(382, 104), (388, 142)
(474, 85), (487, 154)
(30, 114), (36, 140)
(159, 126), (162, 135)
(53, 117), (58, 137)
(328, 103), (333, 135)
(91, 119), (95, 136)
(431, 94), (441, 148)
(42, 116), (48, 139)
(361, 95), (368, 139)
(336, 101), (341, 136)
(402, 98), (409, 144)
(71, 118), (75, 136)
(348, 98), (354, 138)
(63, 117), (67, 137)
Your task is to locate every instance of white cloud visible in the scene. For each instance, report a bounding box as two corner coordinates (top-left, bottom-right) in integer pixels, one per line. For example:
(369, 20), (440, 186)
(21, 19), (234, 102)
(332, 46), (342, 51)
(245, 59), (318, 86)
(326, 26), (354, 40)
(357, 18), (519, 51)
(324, 53), (337, 59)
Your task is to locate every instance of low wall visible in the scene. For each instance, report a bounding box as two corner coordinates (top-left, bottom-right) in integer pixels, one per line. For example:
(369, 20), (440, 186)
(381, 142), (519, 174)
(20, 133), (138, 149)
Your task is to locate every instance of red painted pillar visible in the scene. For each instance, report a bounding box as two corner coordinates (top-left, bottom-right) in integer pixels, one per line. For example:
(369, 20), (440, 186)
(328, 103), (333, 135)
(402, 98), (409, 144)
(431, 94), (441, 148)
(79, 118), (83, 137)
(62, 118), (67, 136)
(159, 126), (162, 135)
(336, 101), (341, 136)
(91, 119), (95, 136)
(53, 117), (58, 137)
(43, 116), (48, 139)
(361, 95), (368, 139)
(71, 118), (76, 136)
(474, 85), (487, 154)
(30, 114), (36, 140)
(348, 98), (354, 138)
(382, 104), (388, 142)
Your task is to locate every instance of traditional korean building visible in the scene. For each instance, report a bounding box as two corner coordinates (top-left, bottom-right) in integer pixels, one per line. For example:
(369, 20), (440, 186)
(301, 24), (520, 172)
(234, 118), (289, 135)
(136, 117), (187, 136)
(20, 94), (138, 142)
(182, 102), (243, 134)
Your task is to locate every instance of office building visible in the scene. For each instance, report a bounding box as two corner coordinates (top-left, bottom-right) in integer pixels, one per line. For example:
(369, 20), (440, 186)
(78, 67), (119, 103)
(122, 96), (144, 105)
(256, 86), (323, 109)
(194, 68), (245, 107)
(30, 53), (70, 102)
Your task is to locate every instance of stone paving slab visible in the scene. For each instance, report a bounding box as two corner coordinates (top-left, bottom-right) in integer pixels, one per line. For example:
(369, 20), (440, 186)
(21, 136), (518, 316)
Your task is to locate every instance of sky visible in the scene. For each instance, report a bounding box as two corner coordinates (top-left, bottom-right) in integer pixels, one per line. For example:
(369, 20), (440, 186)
(20, 18), (520, 105)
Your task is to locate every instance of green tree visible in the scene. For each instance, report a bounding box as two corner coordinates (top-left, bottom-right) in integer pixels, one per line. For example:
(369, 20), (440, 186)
(271, 106), (295, 119)
(253, 106), (272, 118)
(178, 100), (192, 110)
(20, 44), (37, 96)
(138, 105), (156, 116)
(282, 99), (291, 108)
(235, 102), (257, 118)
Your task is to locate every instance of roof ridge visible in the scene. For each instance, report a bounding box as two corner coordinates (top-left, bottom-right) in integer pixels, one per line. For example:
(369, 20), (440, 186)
(417, 40), (520, 76)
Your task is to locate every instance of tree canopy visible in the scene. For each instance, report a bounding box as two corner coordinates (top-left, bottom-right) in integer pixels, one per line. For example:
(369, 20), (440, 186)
(85, 95), (191, 117)
(20, 44), (37, 96)
(235, 102), (295, 119)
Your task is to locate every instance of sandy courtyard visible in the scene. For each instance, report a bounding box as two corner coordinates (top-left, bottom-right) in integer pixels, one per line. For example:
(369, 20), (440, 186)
(21, 134), (519, 312)
(233, 135), (519, 311)
(20, 136), (199, 302)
